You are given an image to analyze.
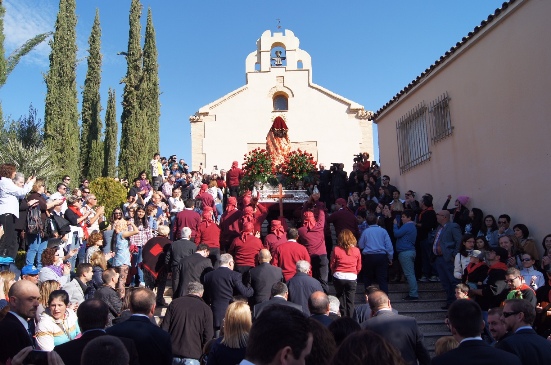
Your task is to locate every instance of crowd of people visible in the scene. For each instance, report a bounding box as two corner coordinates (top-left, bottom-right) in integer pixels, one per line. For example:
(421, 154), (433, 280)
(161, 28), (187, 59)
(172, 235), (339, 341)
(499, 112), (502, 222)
(0, 150), (551, 365)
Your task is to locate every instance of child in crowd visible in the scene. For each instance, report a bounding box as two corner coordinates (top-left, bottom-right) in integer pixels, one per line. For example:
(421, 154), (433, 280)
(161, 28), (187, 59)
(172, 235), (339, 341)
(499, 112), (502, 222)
(462, 250), (488, 289)
(454, 283), (470, 300)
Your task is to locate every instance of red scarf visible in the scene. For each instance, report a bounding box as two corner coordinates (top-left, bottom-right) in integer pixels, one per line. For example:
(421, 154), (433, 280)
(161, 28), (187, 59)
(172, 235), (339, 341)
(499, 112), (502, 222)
(488, 261), (508, 273)
(271, 220), (285, 238)
(241, 206), (254, 224)
(418, 206), (434, 221)
(226, 197), (237, 213)
(303, 211), (316, 230)
(202, 207), (214, 227)
(466, 261), (486, 275)
(241, 222), (254, 242)
(68, 205), (89, 240)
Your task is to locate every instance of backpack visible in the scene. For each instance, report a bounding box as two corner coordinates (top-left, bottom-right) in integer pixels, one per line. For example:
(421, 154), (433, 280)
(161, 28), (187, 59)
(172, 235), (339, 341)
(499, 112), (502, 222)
(27, 205), (44, 235)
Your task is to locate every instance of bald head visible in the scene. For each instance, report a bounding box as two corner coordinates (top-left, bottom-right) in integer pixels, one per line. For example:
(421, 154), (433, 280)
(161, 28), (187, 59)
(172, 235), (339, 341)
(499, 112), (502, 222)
(437, 210), (450, 225)
(367, 290), (390, 311)
(258, 249), (271, 263)
(308, 291), (330, 315)
(8, 280), (40, 319)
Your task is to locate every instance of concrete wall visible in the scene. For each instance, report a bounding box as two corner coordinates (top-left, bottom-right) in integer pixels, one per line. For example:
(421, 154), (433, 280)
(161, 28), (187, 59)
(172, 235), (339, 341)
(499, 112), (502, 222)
(375, 0), (551, 247)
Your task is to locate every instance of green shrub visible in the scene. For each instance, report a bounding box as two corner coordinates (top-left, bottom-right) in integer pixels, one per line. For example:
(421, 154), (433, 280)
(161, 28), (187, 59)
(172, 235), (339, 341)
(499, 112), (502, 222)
(89, 177), (128, 217)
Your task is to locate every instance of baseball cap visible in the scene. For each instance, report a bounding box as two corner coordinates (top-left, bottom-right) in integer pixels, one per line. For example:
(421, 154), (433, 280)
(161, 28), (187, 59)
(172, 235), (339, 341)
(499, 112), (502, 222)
(21, 265), (40, 275)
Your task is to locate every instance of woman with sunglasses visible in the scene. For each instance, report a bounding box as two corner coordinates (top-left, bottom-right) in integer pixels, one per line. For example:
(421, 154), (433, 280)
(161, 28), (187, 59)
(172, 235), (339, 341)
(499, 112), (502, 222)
(129, 207), (152, 287)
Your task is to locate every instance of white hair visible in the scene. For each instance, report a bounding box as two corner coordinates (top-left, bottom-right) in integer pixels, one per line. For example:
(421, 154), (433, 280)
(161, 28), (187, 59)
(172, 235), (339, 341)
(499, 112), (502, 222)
(181, 227), (192, 239)
(296, 260), (310, 274)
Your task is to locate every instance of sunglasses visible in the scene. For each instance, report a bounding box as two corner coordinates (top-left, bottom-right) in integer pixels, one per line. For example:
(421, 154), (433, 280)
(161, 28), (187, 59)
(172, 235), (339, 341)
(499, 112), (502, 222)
(521, 258), (532, 262)
(502, 311), (520, 318)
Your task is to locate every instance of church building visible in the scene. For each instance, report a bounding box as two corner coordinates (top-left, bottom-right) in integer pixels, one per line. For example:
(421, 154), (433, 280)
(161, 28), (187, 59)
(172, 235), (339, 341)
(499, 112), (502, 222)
(189, 29), (374, 172)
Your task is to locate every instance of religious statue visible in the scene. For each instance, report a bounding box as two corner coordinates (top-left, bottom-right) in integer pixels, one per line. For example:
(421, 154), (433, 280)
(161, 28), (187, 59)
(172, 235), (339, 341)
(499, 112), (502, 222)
(266, 116), (291, 167)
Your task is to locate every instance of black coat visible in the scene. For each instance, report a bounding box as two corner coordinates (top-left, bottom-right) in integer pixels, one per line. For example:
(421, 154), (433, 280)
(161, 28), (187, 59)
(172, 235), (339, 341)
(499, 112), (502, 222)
(106, 315), (172, 365)
(160, 294), (213, 359)
(253, 296), (304, 319)
(362, 310), (430, 365)
(287, 272), (323, 316)
(54, 329), (139, 365)
(431, 339), (521, 365)
(248, 262), (284, 305)
(166, 238), (197, 267)
(495, 328), (551, 365)
(203, 267), (253, 328)
(0, 312), (34, 363)
(94, 286), (122, 327)
(175, 253), (213, 298)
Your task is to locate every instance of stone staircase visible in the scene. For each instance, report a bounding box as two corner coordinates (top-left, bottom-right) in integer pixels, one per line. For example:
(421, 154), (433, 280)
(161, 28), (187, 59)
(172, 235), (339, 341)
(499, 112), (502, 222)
(386, 281), (450, 355)
(154, 279), (450, 357)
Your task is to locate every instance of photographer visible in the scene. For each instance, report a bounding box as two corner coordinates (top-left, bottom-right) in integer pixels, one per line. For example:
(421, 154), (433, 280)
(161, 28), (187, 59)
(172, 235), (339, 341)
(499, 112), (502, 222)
(331, 163), (347, 202)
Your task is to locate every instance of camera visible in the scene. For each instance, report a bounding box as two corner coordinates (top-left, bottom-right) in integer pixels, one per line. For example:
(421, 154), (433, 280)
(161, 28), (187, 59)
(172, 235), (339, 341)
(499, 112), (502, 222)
(353, 154), (363, 163)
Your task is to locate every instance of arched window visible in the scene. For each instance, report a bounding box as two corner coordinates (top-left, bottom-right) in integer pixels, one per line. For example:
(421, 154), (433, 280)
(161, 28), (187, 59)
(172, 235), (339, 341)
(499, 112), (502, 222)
(273, 95), (288, 111)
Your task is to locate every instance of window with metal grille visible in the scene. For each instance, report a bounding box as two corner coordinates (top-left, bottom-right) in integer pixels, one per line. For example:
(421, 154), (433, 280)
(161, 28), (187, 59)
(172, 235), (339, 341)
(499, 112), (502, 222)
(429, 92), (453, 144)
(396, 102), (431, 174)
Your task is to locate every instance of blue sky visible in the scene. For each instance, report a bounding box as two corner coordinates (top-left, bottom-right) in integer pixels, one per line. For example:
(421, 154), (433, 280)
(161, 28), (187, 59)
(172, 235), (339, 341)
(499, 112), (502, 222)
(1, 0), (504, 166)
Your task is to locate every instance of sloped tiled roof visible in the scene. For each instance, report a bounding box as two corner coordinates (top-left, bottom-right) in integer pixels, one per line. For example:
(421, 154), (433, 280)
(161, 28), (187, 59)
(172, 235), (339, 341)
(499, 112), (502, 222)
(373, 0), (518, 120)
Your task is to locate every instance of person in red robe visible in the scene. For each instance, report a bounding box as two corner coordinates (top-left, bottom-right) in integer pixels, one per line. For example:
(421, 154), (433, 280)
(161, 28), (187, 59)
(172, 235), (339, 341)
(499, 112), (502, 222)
(327, 198), (360, 239)
(272, 228), (311, 282)
(298, 210), (328, 293)
(229, 222), (263, 274)
(226, 161), (243, 198)
(264, 219), (287, 255)
(220, 197), (242, 251)
(195, 206), (221, 267)
(195, 184), (217, 218)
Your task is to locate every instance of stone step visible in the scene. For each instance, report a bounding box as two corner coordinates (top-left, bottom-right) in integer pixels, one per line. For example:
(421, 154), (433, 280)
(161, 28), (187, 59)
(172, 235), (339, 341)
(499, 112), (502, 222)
(388, 292), (447, 301)
(394, 309), (448, 321)
(422, 332), (452, 348)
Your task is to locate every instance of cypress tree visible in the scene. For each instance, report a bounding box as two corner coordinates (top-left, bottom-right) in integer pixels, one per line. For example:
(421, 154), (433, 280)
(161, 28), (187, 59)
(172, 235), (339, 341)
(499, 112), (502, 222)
(103, 88), (118, 177)
(118, 0), (145, 180)
(44, 0), (79, 182)
(141, 8), (160, 159)
(81, 9), (103, 180)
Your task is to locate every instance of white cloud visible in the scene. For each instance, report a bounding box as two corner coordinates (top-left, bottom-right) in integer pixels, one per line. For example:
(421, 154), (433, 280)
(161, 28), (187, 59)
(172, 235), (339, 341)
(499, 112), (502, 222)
(3, 0), (56, 67)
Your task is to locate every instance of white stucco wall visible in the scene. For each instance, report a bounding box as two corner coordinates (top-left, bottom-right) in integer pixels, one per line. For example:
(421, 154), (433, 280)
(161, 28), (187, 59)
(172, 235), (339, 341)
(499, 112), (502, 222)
(190, 29), (373, 174)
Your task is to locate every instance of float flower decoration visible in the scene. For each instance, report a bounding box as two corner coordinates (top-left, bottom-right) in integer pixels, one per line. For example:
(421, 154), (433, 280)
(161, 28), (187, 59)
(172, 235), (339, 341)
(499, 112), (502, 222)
(278, 149), (318, 188)
(240, 148), (276, 190)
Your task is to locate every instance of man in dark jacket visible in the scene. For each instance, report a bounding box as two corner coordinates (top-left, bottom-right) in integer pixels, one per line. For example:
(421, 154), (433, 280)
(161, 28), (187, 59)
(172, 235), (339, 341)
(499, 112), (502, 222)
(248, 249), (283, 305)
(161, 282), (213, 363)
(174, 244), (212, 298)
(106, 288), (172, 365)
(496, 298), (551, 365)
(287, 260), (323, 316)
(203, 253), (253, 334)
(93, 268), (122, 327)
(0, 280), (39, 364)
(166, 227), (197, 296)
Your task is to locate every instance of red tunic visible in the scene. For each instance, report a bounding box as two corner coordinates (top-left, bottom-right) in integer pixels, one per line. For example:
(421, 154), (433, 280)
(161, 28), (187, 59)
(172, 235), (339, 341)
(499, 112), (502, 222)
(228, 235), (263, 267)
(220, 209), (243, 246)
(330, 246), (362, 274)
(173, 209), (201, 240)
(272, 241), (311, 282)
(195, 221), (221, 248)
(297, 210), (326, 256)
(226, 167), (243, 187)
(327, 208), (360, 238)
(196, 192), (217, 217)
(264, 233), (286, 255)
